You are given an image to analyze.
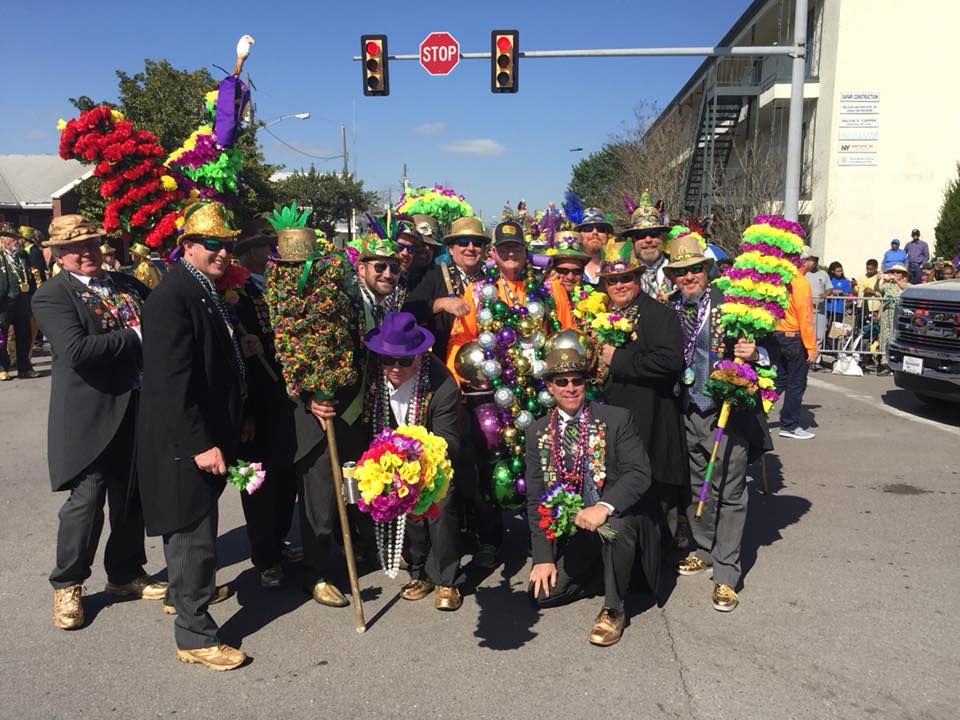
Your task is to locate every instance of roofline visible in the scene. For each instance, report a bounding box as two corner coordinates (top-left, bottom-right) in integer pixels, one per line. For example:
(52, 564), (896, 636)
(51, 168), (95, 199)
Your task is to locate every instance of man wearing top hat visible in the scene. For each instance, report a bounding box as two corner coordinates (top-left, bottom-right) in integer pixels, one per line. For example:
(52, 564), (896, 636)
(130, 241), (162, 289)
(1, 222), (39, 379)
(665, 233), (773, 613)
(623, 192), (673, 302)
(363, 311), (468, 611)
(526, 348), (660, 646)
(137, 200), (248, 670)
(546, 230), (591, 296)
(594, 239), (687, 546)
(32, 214), (166, 631)
(573, 208), (614, 286)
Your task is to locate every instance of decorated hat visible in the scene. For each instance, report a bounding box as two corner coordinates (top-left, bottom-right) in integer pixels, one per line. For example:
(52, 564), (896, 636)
(574, 207), (614, 234)
(664, 231), (713, 272)
(18, 226), (37, 242)
(130, 242), (152, 260)
(99, 243), (116, 255)
(444, 216), (488, 244)
(364, 311), (435, 357)
(179, 200), (241, 242)
(395, 219), (422, 244)
(356, 232), (399, 260)
(548, 230), (589, 264)
(597, 238), (639, 277)
(543, 347), (587, 378)
(45, 214), (105, 247)
(0, 221), (27, 240)
(493, 220), (525, 247)
(622, 190), (670, 237)
(412, 214), (441, 246)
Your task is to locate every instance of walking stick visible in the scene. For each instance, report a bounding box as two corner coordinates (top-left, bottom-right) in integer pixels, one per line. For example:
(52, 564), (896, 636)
(694, 400), (732, 520)
(326, 420), (366, 633)
(440, 262), (455, 295)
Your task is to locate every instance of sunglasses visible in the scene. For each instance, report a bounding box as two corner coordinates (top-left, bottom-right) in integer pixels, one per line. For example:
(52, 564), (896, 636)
(671, 263), (706, 278)
(370, 260), (400, 274)
(579, 224), (606, 234)
(551, 376), (586, 387)
(450, 237), (487, 248)
(397, 241), (418, 255)
(634, 229), (664, 240)
(199, 238), (236, 253)
(605, 273), (636, 286)
(554, 267), (584, 277)
(381, 356), (415, 367)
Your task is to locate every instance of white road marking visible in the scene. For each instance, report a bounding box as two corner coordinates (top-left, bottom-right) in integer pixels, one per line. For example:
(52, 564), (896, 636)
(806, 376), (960, 438)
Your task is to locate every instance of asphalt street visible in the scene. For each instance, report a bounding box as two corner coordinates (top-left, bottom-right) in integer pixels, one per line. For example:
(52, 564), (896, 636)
(1, 351), (958, 720)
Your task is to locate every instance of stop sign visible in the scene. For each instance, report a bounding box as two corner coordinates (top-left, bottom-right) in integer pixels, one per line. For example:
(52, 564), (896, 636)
(419, 31), (460, 75)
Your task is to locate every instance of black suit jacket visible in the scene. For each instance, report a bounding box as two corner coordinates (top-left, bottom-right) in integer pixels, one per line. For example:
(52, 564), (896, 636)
(525, 402), (656, 565)
(402, 265), (464, 362)
(137, 263), (245, 536)
(606, 292), (687, 488)
(32, 271), (148, 490)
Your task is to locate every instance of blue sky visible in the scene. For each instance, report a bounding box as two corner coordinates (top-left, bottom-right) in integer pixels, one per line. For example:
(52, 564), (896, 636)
(3, 0), (750, 225)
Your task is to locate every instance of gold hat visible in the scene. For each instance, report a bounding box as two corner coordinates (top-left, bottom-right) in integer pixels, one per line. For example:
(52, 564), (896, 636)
(129, 242), (152, 260)
(664, 232), (712, 272)
(45, 214), (105, 247)
(18, 225), (37, 242)
(179, 201), (241, 242)
(99, 243), (116, 255)
(444, 216), (488, 244)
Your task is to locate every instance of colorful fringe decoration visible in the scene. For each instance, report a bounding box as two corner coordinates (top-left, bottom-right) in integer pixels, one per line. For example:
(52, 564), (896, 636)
(394, 184), (473, 230)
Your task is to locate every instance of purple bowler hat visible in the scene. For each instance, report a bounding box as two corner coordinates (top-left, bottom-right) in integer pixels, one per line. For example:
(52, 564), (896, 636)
(364, 312), (435, 357)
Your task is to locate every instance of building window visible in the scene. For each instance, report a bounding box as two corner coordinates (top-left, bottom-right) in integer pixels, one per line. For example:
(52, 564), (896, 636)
(806, 1), (822, 80)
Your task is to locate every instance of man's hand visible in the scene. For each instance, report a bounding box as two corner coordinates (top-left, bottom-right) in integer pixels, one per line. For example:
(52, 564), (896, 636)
(600, 344), (616, 367)
(240, 417), (256, 443)
(528, 562), (558, 599)
(575, 504), (612, 532)
(309, 398), (338, 431)
(807, 349), (819, 363)
(733, 338), (758, 362)
(194, 446), (227, 475)
(433, 296), (470, 318)
(239, 334), (263, 359)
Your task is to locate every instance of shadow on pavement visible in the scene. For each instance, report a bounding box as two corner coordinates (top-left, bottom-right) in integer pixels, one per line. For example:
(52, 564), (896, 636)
(881, 389), (960, 427)
(218, 566), (311, 648)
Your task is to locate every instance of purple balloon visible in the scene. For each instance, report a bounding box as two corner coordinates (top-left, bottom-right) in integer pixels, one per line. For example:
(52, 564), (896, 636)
(502, 367), (516, 384)
(474, 403), (501, 450)
(514, 476), (527, 494)
(530, 254), (550, 268)
(484, 349), (496, 360)
(497, 327), (517, 346)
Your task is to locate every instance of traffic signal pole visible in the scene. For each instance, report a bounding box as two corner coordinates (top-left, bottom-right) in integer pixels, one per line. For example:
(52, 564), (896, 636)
(355, 23), (808, 220)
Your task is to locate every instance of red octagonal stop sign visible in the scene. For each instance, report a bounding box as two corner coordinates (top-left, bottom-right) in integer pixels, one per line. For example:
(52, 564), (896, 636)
(420, 31), (460, 76)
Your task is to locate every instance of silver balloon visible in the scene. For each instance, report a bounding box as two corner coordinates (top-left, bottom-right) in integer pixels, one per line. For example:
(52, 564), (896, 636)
(532, 359), (547, 379)
(531, 330), (546, 349)
(478, 308), (494, 328)
(494, 387), (515, 408)
(481, 359), (502, 379)
(478, 331), (497, 350)
(454, 341), (491, 390)
(514, 410), (534, 430)
(544, 328), (596, 368)
(538, 389), (556, 408)
(480, 283), (498, 302)
(527, 300), (544, 319)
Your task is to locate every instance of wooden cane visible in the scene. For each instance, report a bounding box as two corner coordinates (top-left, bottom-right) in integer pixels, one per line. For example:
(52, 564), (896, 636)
(326, 421), (366, 633)
(237, 321), (281, 383)
(440, 262), (455, 295)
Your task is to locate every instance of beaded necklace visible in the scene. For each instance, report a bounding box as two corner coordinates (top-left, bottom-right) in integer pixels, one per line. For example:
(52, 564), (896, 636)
(548, 405), (591, 490)
(368, 355), (430, 433)
(674, 291), (710, 385)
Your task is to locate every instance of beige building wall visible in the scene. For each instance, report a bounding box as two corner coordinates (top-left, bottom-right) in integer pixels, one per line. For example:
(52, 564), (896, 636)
(811, 0), (960, 277)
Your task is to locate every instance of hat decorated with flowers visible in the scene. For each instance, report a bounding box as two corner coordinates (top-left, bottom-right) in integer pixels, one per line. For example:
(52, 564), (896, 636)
(0, 221), (27, 240)
(353, 232), (399, 260)
(18, 226), (37, 242)
(547, 230), (590, 264)
(178, 200), (241, 242)
(622, 190), (670, 237)
(574, 207), (614, 234)
(597, 238), (639, 276)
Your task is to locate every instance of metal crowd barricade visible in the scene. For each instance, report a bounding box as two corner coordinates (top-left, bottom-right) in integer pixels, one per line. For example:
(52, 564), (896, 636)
(813, 294), (883, 367)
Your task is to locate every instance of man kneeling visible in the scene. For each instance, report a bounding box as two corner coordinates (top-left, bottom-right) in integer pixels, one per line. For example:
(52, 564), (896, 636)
(526, 349), (660, 646)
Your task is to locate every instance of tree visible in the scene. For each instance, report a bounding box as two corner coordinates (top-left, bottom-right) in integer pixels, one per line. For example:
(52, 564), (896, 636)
(934, 163), (960, 261)
(274, 167), (378, 239)
(568, 145), (624, 209)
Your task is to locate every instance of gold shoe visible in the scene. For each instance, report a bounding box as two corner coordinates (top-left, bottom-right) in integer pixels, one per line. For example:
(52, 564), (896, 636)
(105, 574), (168, 600)
(175, 643), (247, 671)
(53, 585), (84, 630)
(589, 607), (625, 647)
(712, 583), (739, 612)
(310, 581), (349, 608)
(434, 585), (462, 611)
(677, 554), (712, 576)
(400, 579), (435, 601)
(0, 371), (10, 382)
(163, 584), (231, 615)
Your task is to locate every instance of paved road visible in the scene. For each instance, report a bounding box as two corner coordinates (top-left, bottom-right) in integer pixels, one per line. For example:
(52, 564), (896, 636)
(2, 353), (958, 720)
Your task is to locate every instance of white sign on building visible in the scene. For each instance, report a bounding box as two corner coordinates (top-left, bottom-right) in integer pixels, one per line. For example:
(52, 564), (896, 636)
(837, 91), (880, 166)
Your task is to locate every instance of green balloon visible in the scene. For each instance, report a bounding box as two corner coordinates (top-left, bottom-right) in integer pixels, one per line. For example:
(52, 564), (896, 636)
(510, 456), (525, 474)
(493, 461), (512, 484)
(525, 280), (538, 294)
(525, 397), (540, 413)
(492, 300), (509, 319)
(491, 376), (504, 388)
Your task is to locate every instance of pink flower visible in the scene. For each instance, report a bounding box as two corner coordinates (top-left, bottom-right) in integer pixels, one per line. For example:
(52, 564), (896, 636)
(245, 469), (266, 494)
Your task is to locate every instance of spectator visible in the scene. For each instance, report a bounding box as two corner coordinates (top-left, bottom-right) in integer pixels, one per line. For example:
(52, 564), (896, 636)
(802, 248), (830, 370)
(856, 259), (882, 367)
(920, 262), (936, 284)
(716, 257), (734, 274)
(877, 263), (910, 376)
(882, 239), (908, 271)
(824, 261), (854, 326)
(774, 263), (817, 440)
(904, 229), (929, 284)
(943, 263), (956, 280)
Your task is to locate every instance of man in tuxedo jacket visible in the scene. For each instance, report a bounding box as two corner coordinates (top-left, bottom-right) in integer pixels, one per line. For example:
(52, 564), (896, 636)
(526, 349), (660, 647)
(32, 214), (166, 631)
(137, 201), (247, 671)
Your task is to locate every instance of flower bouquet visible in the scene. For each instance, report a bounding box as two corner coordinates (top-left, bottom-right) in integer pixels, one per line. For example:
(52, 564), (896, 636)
(355, 425), (453, 577)
(226, 459), (266, 495)
(536, 483), (615, 542)
(214, 263), (250, 306)
(589, 311), (636, 347)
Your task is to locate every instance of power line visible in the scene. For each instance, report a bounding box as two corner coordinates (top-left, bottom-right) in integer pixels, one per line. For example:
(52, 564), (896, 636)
(261, 126), (343, 161)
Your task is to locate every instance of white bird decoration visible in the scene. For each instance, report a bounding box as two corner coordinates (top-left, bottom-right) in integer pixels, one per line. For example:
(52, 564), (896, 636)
(233, 34), (255, 76)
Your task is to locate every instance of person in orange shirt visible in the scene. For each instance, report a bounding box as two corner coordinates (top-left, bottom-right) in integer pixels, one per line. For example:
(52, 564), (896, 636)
(773, 252), (818, 440)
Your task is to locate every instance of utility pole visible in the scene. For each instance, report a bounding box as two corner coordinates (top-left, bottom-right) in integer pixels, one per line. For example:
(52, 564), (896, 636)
(340, 124), (349, 178)
(401, 163), (409, 197)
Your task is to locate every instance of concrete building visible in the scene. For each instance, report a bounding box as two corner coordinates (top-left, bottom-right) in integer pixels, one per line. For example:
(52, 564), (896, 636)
(648, 0), (960, 274)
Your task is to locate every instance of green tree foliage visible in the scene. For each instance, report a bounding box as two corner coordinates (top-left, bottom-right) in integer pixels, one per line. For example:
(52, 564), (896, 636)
(568, 144), (624, 209)
(934, 162), (960, 261)
(274, 167), (377, 239)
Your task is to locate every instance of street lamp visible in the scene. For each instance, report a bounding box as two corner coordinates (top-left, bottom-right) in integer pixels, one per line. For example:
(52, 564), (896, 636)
(569, 147), (584, 152)
(261, 112), (311, 128)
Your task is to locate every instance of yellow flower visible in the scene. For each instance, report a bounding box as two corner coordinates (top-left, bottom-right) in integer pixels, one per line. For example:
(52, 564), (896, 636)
(109, 109), (125, 122)
(160, 175), (177, 191)
(396, 484), (409, 498)
(56, 118), (67, 131)
(398, 460), (421, 483)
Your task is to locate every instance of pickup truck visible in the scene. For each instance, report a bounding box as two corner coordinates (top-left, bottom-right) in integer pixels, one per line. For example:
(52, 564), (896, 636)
(888, 279), (960, 404)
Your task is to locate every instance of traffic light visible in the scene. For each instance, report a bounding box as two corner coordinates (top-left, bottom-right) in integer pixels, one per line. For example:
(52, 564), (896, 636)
(361, 35), (389, 96)
(491, 30), (519, 93)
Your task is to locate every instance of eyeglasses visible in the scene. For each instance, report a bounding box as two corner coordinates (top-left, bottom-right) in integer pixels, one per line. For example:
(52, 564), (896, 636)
(60, 239), (101, 253)
(550, 376), (585, 387)
(199, 238), (236, 253)
(671, 263), (706, 278)
(397, 241), (417, 255)
(635, 229), (663, 240)
(553, 267), (584, 277)
(579, 224), (605, 234)
(370, 261), (400, 274)
(381, 356), (415, 367)
(451, 237), (487, 248)
(604, 273), (636, 286)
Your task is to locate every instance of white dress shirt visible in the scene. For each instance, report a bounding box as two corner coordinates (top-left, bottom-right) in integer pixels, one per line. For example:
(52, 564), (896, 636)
(387, 369), (418, 425)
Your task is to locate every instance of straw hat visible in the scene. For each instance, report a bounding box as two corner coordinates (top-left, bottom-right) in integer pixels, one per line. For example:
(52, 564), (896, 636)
(444, 216), (488, 244)
(179, 201), (241, 242)
(664, 232), (713, 272)
(44, 215), (105, 247)
(886, 262), (909, 274)
(549, 230), (589, 264)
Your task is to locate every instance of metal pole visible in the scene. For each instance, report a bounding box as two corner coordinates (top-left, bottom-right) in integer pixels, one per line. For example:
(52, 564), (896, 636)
(783, 0), (808, 221)
(341, 125), (349, 178)
(353, 45), (798, 62)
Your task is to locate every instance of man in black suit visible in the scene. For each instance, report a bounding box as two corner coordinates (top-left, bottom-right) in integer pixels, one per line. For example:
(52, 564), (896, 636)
(526, 349), (660, 646)
(31, 214), (166, 630)
(363, 312), (467, 610)
(0, 222), (38, 380)
(137, 201), (247, 671)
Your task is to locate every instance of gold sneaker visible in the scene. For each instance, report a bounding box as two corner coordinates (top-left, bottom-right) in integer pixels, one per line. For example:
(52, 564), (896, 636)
(176, 643), (247, 671)
(53, 585), (84, 630)
(589, 607), (625, 646)
(434, 585), (462, 611)
(163, 584), (231, 615)
(105, 574), (168, 600)
(400, 579), (435, 601)
(677, 554), (712, 576)
(712, 583), (739, 612)
(309, 581), (349, 608)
